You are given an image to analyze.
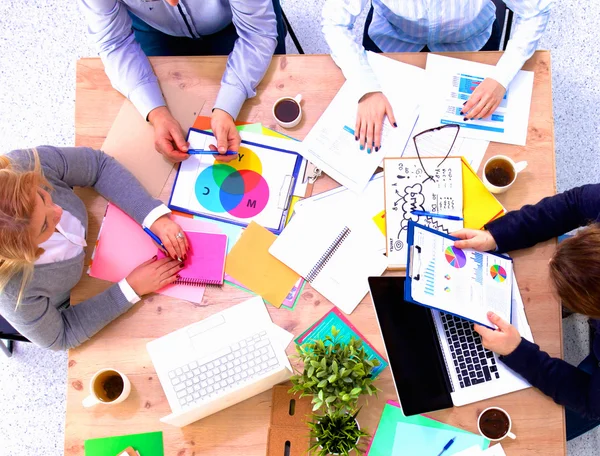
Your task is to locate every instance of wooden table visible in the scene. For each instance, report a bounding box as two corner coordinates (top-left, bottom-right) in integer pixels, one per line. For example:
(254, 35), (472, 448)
(66, 52), (563, 455)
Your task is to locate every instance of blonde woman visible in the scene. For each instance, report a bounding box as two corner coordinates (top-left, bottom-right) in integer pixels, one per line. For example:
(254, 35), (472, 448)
(0, 146), (189, 350)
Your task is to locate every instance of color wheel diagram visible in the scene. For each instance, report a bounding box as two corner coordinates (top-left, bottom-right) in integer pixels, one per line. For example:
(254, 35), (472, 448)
(490, 264), (507, 283)
(194, 146), (269, 219)
(444, 245), (467, 269)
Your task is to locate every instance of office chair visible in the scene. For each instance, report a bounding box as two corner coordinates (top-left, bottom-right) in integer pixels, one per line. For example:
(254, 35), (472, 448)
(0, 315), (29, 358)
(281, 9), (305, 54)
(491, 0), (514, 51)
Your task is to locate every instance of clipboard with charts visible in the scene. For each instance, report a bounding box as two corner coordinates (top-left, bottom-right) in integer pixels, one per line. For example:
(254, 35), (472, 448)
(169, 129), (304, 234)
(404, 221), (513, 328)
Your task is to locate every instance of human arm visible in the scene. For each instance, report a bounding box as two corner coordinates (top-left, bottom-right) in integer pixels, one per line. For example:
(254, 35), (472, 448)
(476, 312), (600, 420)
(0, 257), (182, 351)
(483, 185), (600, 252)
(322, 0), (396, 151)
(13, 146), (187, 259)
(78, 0), (188, 161)
(463, 0), (553, 119)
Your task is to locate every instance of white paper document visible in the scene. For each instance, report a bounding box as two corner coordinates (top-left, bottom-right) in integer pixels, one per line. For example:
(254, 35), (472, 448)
(511, 273), (534, 343)
(384, 156), (464, 269)
(407, 223), (513, 326)
(300, 56), (422, 193)
(419, 54), (534, 146)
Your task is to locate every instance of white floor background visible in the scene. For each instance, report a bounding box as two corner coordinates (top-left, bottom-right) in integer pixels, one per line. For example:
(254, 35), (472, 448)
(1, 0), (599, 454)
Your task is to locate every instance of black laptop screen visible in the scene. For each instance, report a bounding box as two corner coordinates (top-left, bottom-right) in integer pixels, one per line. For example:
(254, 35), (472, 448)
(368, 276), (453, 416)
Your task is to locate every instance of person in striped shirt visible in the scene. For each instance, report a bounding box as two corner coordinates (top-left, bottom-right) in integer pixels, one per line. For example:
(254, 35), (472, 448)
(322, 0), (552, 152)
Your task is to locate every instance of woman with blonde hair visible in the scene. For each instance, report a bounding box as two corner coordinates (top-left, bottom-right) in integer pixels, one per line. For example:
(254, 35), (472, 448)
(0, 146), (189, 351)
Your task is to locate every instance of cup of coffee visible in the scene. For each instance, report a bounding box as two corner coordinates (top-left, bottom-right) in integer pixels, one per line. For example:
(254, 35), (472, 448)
(82, 368), (131, 408)
(482, 155), (527, 194)
(273, 94), (302, 128)
(477, 407), (516, 441)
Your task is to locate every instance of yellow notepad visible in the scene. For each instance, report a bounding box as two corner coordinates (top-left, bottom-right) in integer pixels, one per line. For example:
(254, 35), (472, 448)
(462, 158), (505, 230)
(225, 221), (300, 307)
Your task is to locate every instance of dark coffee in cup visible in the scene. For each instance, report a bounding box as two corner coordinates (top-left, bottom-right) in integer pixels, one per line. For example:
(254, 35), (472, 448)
(274, 99), (300, 123)
(479, 408), (510, 439)
(485, 158), (515, 187)
(93, 369), (124, 402)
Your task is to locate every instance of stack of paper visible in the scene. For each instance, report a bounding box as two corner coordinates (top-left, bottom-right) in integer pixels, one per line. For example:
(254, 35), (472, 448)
(367, 402), (489, 456)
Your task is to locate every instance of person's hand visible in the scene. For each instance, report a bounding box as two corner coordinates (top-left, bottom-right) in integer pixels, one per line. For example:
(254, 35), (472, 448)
(210, 109), (240, 163)
(355, 92), (397, 154)
(462, 78), (506, 120)
(126, 255), (184, 296)
(148, 106), (189, 163)
(150, 215), (189, 261)
(451, 229), (497, 251)
(474, 311), (522, 356)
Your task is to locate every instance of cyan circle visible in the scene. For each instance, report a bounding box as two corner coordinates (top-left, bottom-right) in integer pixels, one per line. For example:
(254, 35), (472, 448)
(195, 165), (235, 213)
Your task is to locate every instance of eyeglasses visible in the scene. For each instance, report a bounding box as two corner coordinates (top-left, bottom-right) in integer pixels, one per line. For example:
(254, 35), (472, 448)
(412, 124), (460, 182)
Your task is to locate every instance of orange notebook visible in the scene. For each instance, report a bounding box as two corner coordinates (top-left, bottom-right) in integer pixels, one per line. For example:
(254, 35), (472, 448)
(158, 232), (228, 286)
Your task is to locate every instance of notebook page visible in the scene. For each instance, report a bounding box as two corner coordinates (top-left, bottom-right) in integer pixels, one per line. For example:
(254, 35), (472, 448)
(268, 206), (348, 278)
(311, 216), (388, 314)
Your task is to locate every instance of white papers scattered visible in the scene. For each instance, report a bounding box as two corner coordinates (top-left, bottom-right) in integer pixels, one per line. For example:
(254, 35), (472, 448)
(419, 54), (534, 146)
(300, 56), (422, 193)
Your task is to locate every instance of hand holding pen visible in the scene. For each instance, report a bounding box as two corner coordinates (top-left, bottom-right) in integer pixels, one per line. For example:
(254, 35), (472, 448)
(144, 215), (189, 262)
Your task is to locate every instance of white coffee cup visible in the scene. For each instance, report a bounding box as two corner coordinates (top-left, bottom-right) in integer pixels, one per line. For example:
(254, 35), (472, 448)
(482, 155), (528, 194)
(272, 94), (302, 128)
(82, 368), (131, 408)
(477, 407), (517, 441)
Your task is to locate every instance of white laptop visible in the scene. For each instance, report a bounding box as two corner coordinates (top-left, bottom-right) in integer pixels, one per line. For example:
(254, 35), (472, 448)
(147, 296), (292, 427)
(367, 276), (532, 416)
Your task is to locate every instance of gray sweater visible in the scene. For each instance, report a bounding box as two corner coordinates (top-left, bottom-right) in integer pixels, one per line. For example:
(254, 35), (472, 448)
(0, 146), (163, 350)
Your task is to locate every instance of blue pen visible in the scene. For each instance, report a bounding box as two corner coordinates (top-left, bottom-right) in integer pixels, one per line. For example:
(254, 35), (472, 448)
(187, 149), (237, 156)
(411, 210), (464, 221)
(436, 437), (456, 456)
(143, 227), (181, 261)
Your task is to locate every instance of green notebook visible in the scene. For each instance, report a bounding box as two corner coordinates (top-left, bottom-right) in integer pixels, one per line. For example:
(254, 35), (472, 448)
(84, 431), (164, 456)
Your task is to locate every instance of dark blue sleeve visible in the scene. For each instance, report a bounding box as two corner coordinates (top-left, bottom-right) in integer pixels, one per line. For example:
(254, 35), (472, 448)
(501, 339), (600, 420)
(484, 185), (600, 252)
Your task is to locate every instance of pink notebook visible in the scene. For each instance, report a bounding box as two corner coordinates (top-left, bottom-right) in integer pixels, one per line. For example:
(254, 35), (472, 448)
(158, 232), (228, 286)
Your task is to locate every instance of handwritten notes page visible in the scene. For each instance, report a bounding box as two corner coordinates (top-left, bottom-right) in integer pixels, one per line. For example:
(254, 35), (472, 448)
(384, 156), (463, 268)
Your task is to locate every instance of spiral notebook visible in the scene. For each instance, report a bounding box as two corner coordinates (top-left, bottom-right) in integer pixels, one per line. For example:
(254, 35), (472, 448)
(269, 206), (388, 314)
(158, 231), (227, 286)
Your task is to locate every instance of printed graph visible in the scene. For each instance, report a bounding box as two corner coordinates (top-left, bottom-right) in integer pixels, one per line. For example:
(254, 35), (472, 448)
(490, 264), (507, 283)
(471, 251), (484, 285)
(424, 259), (436, 296)
(445, 245), (467, 269)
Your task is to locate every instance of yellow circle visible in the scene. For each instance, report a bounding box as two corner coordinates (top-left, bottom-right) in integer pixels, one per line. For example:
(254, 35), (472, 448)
(215, 146), (263, 175)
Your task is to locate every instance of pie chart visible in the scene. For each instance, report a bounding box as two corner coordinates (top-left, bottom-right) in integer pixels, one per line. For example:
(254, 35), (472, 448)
(490, 265), (507, 283)
(444, 246), (467, 268)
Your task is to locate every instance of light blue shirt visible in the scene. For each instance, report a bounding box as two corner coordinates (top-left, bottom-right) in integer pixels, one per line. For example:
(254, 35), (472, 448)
(322, 0), (553, 98)
(79, 0), (279, 120)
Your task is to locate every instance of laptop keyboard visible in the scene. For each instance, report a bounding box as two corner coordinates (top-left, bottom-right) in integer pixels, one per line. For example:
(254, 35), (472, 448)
(440, 313), (500, 389)
(168, 330), (279, 407)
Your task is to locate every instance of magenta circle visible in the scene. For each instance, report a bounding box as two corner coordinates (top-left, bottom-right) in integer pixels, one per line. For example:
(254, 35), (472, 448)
(228, 172), (269, 218)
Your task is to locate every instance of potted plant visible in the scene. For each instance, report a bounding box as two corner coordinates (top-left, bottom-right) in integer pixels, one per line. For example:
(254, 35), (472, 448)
(289, 327), (380, 413)
(308, 409), (369, 456)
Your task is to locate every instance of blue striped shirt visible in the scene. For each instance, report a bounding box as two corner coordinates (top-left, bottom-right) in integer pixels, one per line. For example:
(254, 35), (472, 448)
(322, 0), (553, 98)
(79, 0), (278, 121)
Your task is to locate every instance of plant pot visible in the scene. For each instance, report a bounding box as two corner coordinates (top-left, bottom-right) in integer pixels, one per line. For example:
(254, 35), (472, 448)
(315, 416), (361, 455)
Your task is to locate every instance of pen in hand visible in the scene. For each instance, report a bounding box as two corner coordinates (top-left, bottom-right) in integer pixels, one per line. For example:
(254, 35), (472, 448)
(187, 149), (237, 156)
(436, 437), (456, 456)
(143, 227), (182, 262)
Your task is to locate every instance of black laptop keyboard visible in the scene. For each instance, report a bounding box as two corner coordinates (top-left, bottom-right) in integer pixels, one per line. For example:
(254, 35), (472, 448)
(440, 313), (500, 389)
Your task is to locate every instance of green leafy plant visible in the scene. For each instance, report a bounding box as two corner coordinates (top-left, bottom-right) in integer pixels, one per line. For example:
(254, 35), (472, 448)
(308, 409), (369, 456)
(289, 327), (380, 412)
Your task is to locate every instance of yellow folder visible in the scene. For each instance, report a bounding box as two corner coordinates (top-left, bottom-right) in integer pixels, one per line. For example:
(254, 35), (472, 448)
(462, 157), (505, 230)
